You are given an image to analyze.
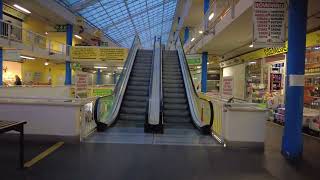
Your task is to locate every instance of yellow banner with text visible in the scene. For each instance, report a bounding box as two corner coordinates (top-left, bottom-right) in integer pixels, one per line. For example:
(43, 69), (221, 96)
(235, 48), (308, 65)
(71, 46), (128, 61)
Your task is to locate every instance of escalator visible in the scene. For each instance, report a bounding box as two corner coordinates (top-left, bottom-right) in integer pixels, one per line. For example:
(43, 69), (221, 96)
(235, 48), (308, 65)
(160, 37), (214, 135)
(162, 51), (193, 129)
(94, 36), (154, 131)
(117, 50), (153, 127)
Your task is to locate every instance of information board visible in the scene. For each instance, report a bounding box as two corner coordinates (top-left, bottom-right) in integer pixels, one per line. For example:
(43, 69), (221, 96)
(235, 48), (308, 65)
(75, 72), (88, 98)
(71, 46), (128, 61)
(222, 76), (234, 96)
(253, 0), (286, 48)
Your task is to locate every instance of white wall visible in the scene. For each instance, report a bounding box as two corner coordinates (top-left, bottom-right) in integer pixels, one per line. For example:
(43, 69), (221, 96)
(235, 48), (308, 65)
(222, 64), (246, 99)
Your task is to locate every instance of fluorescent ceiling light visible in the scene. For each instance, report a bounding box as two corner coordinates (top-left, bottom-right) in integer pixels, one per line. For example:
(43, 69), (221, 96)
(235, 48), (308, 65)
(191, 38), (195, 42)
(199, 30), (203, 34)
(92, 71), (96, 73)
(117, 67), (123, 70)
(44, 62), (49, 66)
(13, 4), (31, 14)
(207, 62), (210, 65)
(249, 44), (253, 48)
(208, 13), (214, 21)
(45, 32), (48, 35)
(197, 66), (201, 69)
(74, 35), (82, 39)
(20, 55), (35, 60)
(249, 61), (256, 64)
(94, 66), (107, 69)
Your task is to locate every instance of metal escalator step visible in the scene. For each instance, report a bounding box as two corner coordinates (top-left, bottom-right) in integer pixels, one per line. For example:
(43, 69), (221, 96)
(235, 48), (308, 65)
(127, 85), (148, 91)
(163, 87), (185, 93)
(162, 71), (182, 76)
(164, 110), (190, 117)
(163, 97), (187, 104)
(120, 107), (146, 114)
(130, 77), (149, 82)
(122, 101), (147, 108)
(163, 83), (184, 88)
(163, 79), (183, 84)
(163, 76), (182, 80)
(164, 103), (188, 110)
(124, 95), (148, 102)
(135, 62), (152, 67)
(164, 116), (191, 123)
(119, 113), (145, 121)
(131, 73), (151, 78)
(134, 65), (152, 70)
(128, 81), (149, 86)
(126, 90), (148, 96)
(163, 92), (185, 98)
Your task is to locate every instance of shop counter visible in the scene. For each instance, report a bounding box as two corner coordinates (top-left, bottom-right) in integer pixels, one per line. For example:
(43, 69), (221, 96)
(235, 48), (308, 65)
(223, 104), (268, 148)
(0, 97), (96, 142)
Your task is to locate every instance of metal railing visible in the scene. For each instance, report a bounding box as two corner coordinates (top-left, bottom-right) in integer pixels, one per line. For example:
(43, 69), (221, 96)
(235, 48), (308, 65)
(0, 20), (68, 56)
(183, 0), (240, 53)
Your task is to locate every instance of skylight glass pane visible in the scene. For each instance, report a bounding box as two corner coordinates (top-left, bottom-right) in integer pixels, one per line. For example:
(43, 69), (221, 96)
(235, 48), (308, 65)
(57, 0), (177, 48)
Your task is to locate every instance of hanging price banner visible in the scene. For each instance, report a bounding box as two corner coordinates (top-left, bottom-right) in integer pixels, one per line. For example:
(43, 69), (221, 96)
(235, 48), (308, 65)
(253, 0), (286, 48)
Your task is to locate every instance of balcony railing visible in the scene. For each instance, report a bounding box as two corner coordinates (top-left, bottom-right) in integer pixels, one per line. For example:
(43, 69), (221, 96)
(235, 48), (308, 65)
(0, 20), (69, 56)
(183, 0), (240, 53)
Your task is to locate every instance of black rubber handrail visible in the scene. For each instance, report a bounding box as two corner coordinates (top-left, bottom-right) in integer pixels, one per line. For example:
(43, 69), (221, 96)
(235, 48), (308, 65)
(176, 37), (214, 128)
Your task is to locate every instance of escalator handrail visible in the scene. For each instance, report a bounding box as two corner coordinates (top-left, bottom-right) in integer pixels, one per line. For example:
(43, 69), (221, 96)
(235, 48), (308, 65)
(147, 36), (162, 125)
(175, 36), (214, 128)
(93, 35), (141, 125)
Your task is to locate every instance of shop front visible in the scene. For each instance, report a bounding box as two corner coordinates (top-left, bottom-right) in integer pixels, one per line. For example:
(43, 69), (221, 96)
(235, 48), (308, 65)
(220, 30), (320, 138)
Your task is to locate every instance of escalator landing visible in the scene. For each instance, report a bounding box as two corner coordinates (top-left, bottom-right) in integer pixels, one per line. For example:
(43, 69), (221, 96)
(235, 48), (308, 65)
(84, 123), (219, 146)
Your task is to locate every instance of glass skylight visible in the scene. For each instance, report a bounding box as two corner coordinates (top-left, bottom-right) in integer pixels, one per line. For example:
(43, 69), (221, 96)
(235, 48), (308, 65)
(56, 0), (177, 48)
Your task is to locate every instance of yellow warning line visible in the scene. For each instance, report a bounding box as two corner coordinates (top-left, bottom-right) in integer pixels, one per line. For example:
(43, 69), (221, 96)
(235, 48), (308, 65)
(24, 141), (64, 168)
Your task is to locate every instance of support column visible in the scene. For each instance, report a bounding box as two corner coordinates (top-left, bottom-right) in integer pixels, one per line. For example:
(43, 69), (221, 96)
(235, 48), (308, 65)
(203, 0), (210, 30)
(96, 69), (101, 85)
(282, 0), (308, 160)
(201, 52), (208, 93)
(0, 0), (3, 86)
(184, 27), (189, 44)
(65, 24), (73, 85)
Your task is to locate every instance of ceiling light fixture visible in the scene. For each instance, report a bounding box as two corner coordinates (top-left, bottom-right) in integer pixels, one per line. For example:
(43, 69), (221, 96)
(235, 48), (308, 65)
(249, 61), (256, 64)
(191, 38), (195, 42)
(199, 30), (203, 34)
(44, 62), (49, 66)
(117, 67), (123, 70)
(94, 66), (107, 69)
(74, 35), (82, 40)
(45, 32), (48, 35)
(13, 4), (31, 14)
(207, 62), (210, 65)
(249, 44), (253, 48)
(208, 13), (214, 21)
(20, 55), (35, 60)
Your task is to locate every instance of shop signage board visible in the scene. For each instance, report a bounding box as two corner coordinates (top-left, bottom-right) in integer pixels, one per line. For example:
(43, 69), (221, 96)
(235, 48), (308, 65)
(186, 55), (201, 65)
(252, 0), (286, 48)
(55, 25), (67, 32)
(222, 76), (233, 96)
(75, 72), (89, 98)
(71, 46), (128, 61)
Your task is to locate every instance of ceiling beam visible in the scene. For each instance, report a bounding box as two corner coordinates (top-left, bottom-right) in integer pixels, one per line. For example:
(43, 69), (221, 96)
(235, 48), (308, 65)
(70, 0), (98, 11)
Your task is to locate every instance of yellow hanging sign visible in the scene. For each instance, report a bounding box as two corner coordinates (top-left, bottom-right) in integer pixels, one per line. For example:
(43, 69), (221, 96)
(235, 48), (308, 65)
(3, 4), (26, 20)
(71, 46), (128, 61)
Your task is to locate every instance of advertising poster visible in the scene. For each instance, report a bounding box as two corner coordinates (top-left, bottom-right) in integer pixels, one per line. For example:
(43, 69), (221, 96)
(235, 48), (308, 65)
(222, 76), (234, 96)
(253, 0), (286, 48)
(75, 72), (88, 98)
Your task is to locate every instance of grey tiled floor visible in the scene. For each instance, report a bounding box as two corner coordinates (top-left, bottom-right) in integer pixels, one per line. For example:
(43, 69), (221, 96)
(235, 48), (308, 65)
(85, 126), (219, 146)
